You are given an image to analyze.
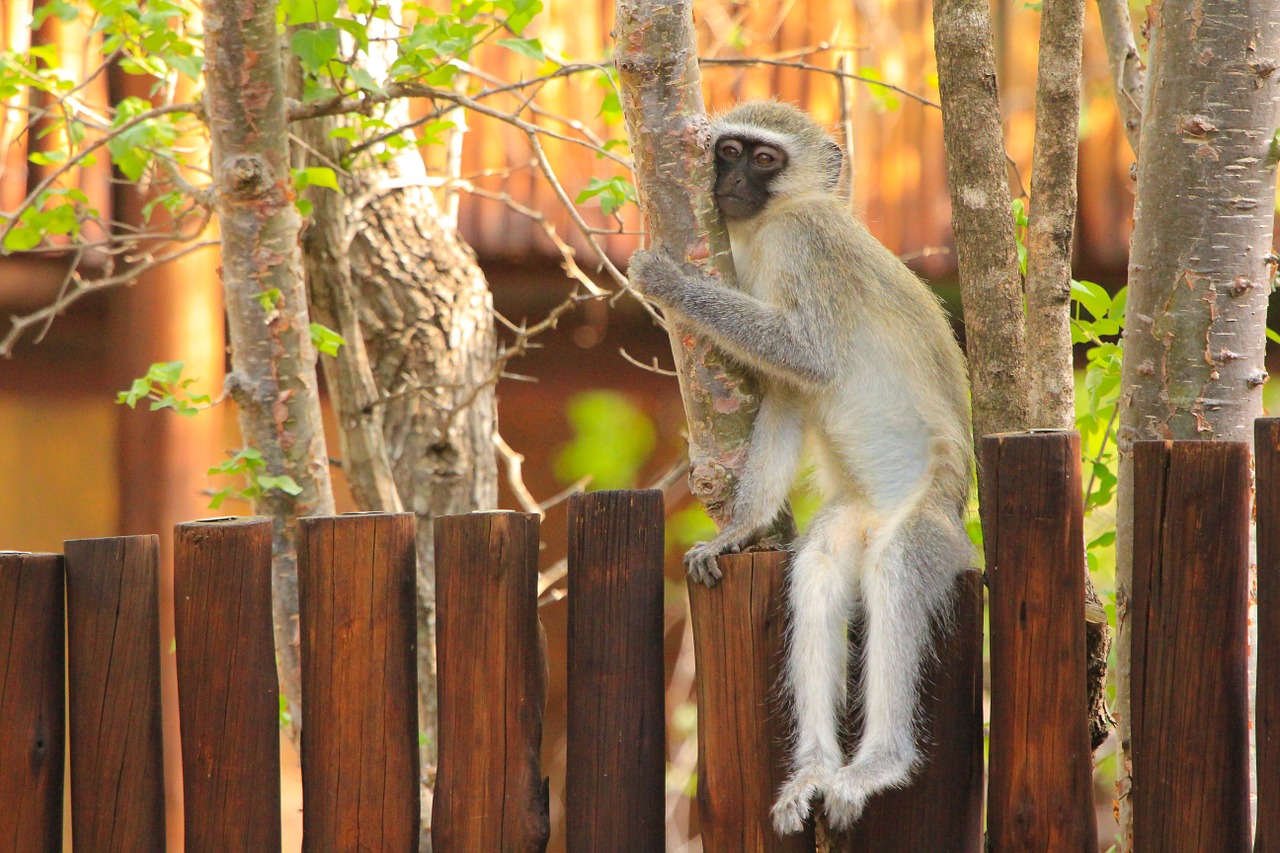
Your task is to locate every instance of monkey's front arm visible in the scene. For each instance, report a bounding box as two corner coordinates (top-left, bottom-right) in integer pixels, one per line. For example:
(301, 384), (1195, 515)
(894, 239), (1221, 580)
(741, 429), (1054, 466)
(628, 249), (834, 389)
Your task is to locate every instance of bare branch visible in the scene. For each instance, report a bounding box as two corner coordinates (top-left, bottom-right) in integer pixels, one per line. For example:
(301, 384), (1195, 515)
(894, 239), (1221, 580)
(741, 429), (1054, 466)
(1095, 0), (1145, 156)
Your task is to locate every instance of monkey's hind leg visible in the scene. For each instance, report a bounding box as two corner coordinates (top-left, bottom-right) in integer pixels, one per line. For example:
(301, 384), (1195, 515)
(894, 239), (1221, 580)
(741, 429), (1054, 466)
(770, 502), (863, 835)
(685, 393), (803, 586)
(823, 505), (963, 830)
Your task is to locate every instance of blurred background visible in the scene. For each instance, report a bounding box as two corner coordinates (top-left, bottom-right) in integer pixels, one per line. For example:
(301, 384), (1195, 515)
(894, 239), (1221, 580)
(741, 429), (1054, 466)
(2, 0), (1274, 849)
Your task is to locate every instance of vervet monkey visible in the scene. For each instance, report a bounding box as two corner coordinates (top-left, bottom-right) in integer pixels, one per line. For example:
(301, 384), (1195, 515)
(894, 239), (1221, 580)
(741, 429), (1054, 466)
(628, 101), (972, 832)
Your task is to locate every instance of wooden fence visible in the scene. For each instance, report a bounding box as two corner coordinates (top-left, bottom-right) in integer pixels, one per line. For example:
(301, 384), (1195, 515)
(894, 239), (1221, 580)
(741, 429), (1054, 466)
(1, 423), (1278, 852)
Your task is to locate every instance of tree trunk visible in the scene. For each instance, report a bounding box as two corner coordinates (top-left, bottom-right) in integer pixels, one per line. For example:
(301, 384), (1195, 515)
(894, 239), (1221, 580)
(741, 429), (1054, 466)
(1024, 0), (1082, 431)
(202, 0), (336, 739)
(290, 15), (499, 841)
(1094, 0), (1145, 158)
(614, 0), (790, 541)
(932, 0), (1030, 443)
(1114, 5), (1280, 846)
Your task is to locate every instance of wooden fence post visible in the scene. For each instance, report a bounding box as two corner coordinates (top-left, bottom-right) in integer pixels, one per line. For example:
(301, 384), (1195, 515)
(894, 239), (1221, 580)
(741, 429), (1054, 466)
(838, 570), (983, 852)
(689, 550), (814, 852)
(173, 517), (280, 853)
(432, 511), (549, 853)
(566, 490), (664, 853)
(1259, 419), (1280, 853)
(1130, 440), (1251, 851)
(64, 535), (167, 853)
(981, 431), (1096, 852)
(0, 552), (65, 852)
(297, 513), (419, 852)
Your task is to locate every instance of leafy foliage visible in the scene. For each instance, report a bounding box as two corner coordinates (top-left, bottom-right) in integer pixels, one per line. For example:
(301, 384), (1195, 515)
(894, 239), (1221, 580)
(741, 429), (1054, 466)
(554, 390), (657, 491)
(116, 361), (212, 417)
(207, 447), (304, 510)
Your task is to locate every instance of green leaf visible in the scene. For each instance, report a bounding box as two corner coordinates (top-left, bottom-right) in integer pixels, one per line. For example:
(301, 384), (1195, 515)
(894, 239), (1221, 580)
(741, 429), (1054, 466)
(28, 150), (68, 165)
(554, 390), (656, 490)
(253, 289), (283, 312)
(1268, 327), (1280, 345)
(293, 166), (342, 193)
(348, 65), (384, 94)
(147, 361), (186, 384)
(257, 475), (304, 496)
(282, 0), (339, 25)
(575, 176), (636, 216)
(291, 28), (341, 74)
(310, 322), (347, 356)
(3, 224), (42, 252)
(1070, 279), (1111, 321)
(497, 37), (545, 62)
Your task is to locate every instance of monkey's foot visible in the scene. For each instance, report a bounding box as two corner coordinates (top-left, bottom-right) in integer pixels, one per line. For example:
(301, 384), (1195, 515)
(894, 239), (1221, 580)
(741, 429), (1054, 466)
(684, 540), (729, 587)
(771, 766), (830, 835)
(823, 750), (915, 831)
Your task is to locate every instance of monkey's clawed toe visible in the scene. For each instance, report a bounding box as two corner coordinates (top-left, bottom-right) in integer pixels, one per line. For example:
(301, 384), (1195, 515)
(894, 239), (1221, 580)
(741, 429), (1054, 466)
(684, 542), (724, 587)
(770, 766), (830, 835)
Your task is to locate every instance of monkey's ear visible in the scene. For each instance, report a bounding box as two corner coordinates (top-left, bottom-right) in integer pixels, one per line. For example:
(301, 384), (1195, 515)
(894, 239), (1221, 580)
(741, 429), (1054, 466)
(823, 139), (844, 191)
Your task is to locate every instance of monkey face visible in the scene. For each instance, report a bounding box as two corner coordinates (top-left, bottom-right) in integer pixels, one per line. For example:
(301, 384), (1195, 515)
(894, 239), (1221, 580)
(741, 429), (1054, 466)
(714, 136), (789, 220)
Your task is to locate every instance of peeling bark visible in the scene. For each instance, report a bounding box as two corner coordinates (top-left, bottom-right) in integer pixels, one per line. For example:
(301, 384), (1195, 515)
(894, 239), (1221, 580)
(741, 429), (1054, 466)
(932, 0), (1030, 443)
(614, 0), (790, 542)
(1114, 4), (1280, 846)
(202, 0), (336, 739)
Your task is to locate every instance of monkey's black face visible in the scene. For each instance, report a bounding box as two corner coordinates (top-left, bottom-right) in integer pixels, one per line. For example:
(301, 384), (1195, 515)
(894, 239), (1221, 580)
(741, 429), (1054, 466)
(714, 136), (788, 221)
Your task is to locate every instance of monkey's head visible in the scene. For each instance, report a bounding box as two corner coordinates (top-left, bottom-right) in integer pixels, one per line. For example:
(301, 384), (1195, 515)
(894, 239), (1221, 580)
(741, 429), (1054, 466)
(710, 100), (843, 221)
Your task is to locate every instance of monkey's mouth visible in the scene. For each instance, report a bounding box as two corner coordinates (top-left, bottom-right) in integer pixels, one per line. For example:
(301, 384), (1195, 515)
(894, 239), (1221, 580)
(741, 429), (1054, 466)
(716, 192), (759, 220)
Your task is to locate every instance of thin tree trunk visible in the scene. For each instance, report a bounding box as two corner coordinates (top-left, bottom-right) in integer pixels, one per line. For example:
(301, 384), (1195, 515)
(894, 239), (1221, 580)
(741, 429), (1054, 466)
(932, 0), (1030, 443)
(614, 0), (790, 540)
(1095, 0), (1145, 158)
(1023, 0), (1113, 750)
(290, 16), (499, 841)
(202, 0), (336, 741)
(1024, 0), (1082, 431)
(1114, 5), (1280, 846)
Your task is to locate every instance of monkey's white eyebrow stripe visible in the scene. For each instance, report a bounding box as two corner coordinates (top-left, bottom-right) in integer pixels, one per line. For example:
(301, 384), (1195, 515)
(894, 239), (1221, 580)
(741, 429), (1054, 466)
(712, 123), (793, 149)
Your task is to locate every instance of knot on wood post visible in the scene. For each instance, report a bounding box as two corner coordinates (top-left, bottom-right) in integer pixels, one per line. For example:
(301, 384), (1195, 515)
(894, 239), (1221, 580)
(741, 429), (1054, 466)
(222, 154), (272, 197)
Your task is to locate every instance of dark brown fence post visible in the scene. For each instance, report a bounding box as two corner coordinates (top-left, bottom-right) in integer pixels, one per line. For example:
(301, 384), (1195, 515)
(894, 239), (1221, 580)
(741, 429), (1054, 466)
(566, 490), (664, 853)
(1259, 419), (1280, 853)
(432, 511), (548, 853)
(839, 570), (983, 853)
(1130, 440), (1251, 851)
(174, 517), (280, 853)
(689, 550), (814, 853)
(981, 431), (1096, 852)
(298, 513), (419, 853)
(64, 535), (167, 852)
(0, 552), (65, 852)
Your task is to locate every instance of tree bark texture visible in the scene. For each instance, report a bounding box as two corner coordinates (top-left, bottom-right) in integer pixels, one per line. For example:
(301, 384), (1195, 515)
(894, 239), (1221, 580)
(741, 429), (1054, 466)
(1114, 5), (1280, 847)
(1024, 0), (1082, 431)
(203, 0), (336, 737)
(932, 0), (1030, 443)
(1095, 0), (1146, 157)
(1023, 0), (1114, 750)
(615, 0), (787, 537)
(291, 16), (499, 830)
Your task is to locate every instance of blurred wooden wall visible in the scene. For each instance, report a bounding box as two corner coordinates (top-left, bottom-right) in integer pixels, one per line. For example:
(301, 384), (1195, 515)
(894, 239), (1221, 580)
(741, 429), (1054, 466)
(1, 0), (1139, 281)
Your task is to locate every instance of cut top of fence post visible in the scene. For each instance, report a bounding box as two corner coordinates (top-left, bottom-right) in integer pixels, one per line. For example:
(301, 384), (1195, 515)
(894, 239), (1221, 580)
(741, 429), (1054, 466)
(173, 516), (280, 853)
(0, 552), (65, 853)
(979, 430), (1097, 853)
(432, 510), (549, 853)
(566, 489), (665, 853)
(297, 512), (420, 853)
(1129, 439), (1251, 852)
(63, 535), (167, 853)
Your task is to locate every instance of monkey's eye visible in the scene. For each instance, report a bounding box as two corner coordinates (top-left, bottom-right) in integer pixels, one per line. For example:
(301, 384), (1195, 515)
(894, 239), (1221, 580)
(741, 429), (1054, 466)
(752, 145), (783, 169)
(718, 140), (743, 161)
